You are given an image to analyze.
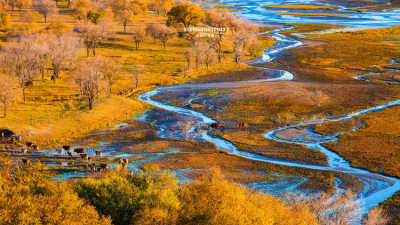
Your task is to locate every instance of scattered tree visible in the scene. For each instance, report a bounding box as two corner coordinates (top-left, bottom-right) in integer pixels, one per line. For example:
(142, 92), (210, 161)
(76, 18), (113, 56)
(74, 57), (108, 110)
(146, 24), (176, 48)
(34, 0), (57, 23)
(109, 0), (145, 33)
(132, 25), (146, 50)
(167, 2), (205, 29)
(0, 74), (19, 117)
(48, 33), (80, 80)
(152, 0), (173, 15)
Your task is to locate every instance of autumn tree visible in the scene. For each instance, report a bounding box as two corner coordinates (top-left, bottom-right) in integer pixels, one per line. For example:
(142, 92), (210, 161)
(76, 18), (113, 56)
(205, 10), (234, 63)
(47, 33), (80, 80)
(109, 0), (145, 33)
(30, 33), (50, 80)
(0, 74), (19, 117)
(0, 35), (38, 102)
(74, 57), (108, 110)
(34, 0), (57, 23)
(6, 0), (31, 10)
(131, 64), (144, 88)
(0, 160), (111, 224)
(152, 0), (173, 15)
(72, 0), (94, 21)
(0, 4), (9, 29)
(146, 24), (176, 48)
(166, 2), (205, 29)
(132, 25), (146, 50)
(98, 56), (121, 95)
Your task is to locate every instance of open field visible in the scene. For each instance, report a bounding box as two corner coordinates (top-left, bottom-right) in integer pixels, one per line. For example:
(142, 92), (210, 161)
(0, 3), (272, 149)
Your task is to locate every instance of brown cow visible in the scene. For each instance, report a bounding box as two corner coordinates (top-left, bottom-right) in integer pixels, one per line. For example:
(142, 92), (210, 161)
(74, 148), (85, 154)
(22, 158), (31, 166)
(95, 151), (103, 157)
(80, 153), (88, 160)
(209, 121), (222, 129)
(238, 122), (248, 128)
(97, 163), (107, 172)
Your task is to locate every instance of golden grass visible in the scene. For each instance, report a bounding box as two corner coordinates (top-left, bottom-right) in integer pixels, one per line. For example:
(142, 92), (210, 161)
(1, 7), (267, 148)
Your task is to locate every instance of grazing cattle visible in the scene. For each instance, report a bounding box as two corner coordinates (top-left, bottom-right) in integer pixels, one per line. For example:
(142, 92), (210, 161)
(80, 153), (88, 160)
(89, 163), (95, 172)
(209, 121), (222, 129)
(62, 145), (70, 151)
(22, 158), (31, 166)
(24, 80), (33, 87)
(74, 148), (85, 154)
(238, 122), (248, 128)
(95, 151), (103, 157)
(97, 163), (107, 172)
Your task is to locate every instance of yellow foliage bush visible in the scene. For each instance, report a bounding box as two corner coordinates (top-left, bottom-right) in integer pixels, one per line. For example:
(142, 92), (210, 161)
(0, 158), (111, 225)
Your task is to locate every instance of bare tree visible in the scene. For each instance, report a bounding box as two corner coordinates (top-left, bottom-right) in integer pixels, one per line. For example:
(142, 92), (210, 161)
(205, 10), (235, 63)
(34, 0), (57, 23)
(132, 25), (146, 50)
(74, 57), (108, 110)
(152, 0), (173, 15)
(0, 74), (19, 117)
(287, 190), (364, 225)
(47, 33), (80, 81)
(363, 207), (388, 225)
(109, 0), (145, 33)
(131, 64), (144, 89)
(30, 33), (50, 80)
(98, 56), (121, 96)
(76, 18), (113, 56)
(146, 24), (176, 48)
(0, 35), (37, 102)
(204, 45), (217, 70)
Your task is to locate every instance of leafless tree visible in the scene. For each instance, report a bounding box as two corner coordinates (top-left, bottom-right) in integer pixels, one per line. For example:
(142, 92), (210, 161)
(0, 35), (37, 102)
(287, 190), (364, 225)
(151, 0), (173, 15)
(132, 25), (146, 50)
(131, 64), (144, 89)
(362, 207), (388, 225)
(0, 74), (19, 117)
(76, 18), (113, 56)
(204, 45), (217, 70)
(109, 0), (144, 33)
(47, 33), (80, 81)
(146, 24), (176, 48)
(74, 57), (108, 110)
(33, 0), (57, 23)
(98, 56), (121, 96)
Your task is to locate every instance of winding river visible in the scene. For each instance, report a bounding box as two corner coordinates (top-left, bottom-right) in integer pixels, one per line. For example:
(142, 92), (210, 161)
(137, 0), (400, 220)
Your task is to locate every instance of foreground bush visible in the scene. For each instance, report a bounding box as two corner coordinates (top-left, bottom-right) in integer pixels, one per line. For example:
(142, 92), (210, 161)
(0, 160), (111, 225)
(74, 168), (318, 225)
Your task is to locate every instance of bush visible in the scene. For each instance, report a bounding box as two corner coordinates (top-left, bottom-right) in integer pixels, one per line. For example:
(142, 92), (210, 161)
(0, 159), (110, 225)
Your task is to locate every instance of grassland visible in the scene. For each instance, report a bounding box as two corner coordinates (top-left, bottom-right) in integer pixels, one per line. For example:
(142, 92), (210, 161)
(0, 3), (272, 149)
